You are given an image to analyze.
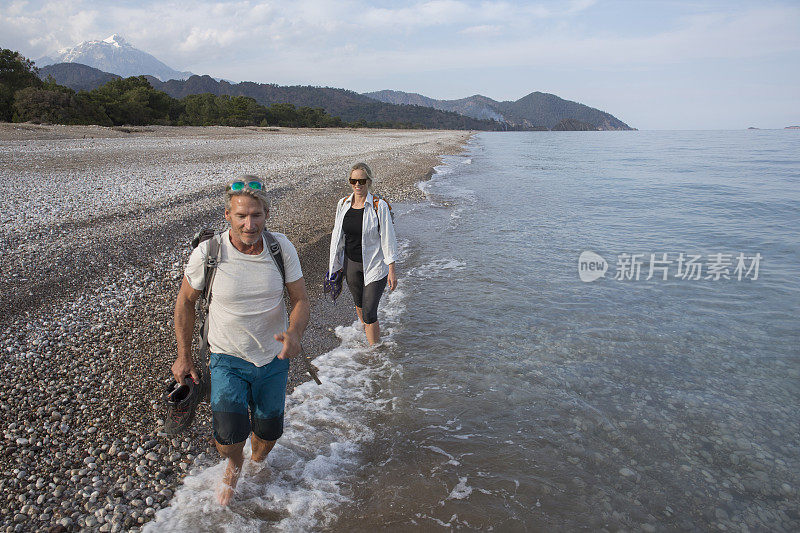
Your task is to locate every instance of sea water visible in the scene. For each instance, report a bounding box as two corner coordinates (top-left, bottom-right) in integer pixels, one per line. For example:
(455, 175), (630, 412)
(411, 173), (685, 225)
(147, 131), (800, 532)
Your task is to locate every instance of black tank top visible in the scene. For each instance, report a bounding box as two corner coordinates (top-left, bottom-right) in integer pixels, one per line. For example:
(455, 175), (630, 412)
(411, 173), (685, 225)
(343, 207), (364, 262)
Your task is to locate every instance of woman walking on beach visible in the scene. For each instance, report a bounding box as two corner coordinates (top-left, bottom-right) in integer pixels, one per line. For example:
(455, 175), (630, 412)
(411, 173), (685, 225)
(328, 163), (398, 345)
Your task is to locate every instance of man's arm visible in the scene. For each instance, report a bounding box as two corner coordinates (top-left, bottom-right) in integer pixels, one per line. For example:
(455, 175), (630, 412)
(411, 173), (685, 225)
(173, 276), (202, 385)
(274, 277), (310, 359)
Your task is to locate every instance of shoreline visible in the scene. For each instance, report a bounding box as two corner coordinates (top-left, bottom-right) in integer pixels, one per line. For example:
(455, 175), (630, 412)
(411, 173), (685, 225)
(0, 125), (471, 531)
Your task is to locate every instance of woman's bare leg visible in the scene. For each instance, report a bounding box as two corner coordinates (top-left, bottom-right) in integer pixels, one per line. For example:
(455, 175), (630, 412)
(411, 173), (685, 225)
(365, 321), (380, 345)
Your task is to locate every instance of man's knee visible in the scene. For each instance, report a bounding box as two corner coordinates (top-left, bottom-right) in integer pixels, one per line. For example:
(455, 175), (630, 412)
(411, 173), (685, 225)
(252, 413), (284, 442)
(213, 411), (251, 445)
(215, 439), (246, 460)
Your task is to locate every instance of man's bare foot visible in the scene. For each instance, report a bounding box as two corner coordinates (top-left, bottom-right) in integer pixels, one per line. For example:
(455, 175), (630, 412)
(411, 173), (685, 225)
(217, 461), (242, 506)
(243, 459), (273, 484)
(216, 482), (235, 506)
(251, 451), (267, 462)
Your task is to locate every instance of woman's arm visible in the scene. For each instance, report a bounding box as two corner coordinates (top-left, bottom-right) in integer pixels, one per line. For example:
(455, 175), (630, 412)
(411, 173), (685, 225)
(378, 200), (398, 290)
(328, 198), (347, 275)
(378, 199), (398, 266)
(386, 262), (397, 290)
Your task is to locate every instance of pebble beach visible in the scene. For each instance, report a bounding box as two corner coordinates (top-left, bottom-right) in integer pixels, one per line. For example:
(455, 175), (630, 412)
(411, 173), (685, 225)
(0, 124), (470, 532)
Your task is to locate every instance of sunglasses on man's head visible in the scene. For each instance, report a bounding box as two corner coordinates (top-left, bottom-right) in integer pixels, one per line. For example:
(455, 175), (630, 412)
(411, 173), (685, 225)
(230, 180), (264, 191)
(349, 178), (368, 185)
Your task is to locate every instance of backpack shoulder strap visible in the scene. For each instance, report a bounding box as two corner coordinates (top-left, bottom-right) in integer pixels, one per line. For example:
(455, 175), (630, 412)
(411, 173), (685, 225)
(262, 230), (321, 385)
(202, 232), (223, 304)
(371, 194), (388, 231)
(263, 230), (286, 286)
(197, 231), (222, 398)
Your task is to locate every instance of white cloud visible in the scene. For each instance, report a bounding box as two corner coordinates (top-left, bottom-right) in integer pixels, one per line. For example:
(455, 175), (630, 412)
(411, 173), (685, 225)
(179, 27), (240, 53)
(0, 0), (797, 128)
(318, 4), (800, 74)
(2, 1), (797, 74)
(361, 0), (469, 28)
(358, 0), (596, 30)
(564, 0), (596, 16)
(0, 0), (604, 68)
(5, 1), (29, 17)
(459, 24), (502, 36)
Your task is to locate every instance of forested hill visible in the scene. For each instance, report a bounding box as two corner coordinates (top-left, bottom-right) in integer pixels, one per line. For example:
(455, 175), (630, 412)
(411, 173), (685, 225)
(38, 63), (508, 129)
(496, 92), (632, 131)
(364, 89), (633, 130)
(36, 62), (632, 131)
(144, 75), (507, 130)
(39, 63), (120, 92)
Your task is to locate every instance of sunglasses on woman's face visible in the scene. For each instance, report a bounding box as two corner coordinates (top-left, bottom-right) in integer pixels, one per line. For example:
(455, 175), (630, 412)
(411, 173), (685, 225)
(349, 178), (367, 185)
(230, 180), (264, 191)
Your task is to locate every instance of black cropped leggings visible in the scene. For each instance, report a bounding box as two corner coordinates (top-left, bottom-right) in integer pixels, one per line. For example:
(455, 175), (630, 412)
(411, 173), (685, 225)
(344, 258), (387, 325)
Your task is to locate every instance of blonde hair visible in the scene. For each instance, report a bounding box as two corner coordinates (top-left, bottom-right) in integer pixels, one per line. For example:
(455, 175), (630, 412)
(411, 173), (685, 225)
(350, 162), (374, 189)
(225, 175), (269, 213)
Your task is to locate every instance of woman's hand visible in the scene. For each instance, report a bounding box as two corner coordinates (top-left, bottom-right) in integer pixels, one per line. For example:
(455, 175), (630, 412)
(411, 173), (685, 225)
(387, 263), (397, 291)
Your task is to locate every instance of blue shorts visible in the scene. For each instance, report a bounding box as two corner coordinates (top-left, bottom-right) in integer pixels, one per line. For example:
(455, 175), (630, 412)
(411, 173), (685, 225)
(209, 353), (289, 445)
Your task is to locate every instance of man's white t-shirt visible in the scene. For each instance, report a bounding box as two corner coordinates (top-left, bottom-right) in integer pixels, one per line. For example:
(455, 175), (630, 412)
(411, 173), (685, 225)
(184, 230), (303, 367)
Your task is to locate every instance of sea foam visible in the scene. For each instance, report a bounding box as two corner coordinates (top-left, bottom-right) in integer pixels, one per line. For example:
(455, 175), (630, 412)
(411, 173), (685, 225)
(145, 295), (408, 532)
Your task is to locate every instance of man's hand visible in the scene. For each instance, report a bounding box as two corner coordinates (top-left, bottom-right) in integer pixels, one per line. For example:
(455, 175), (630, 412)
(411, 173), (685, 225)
(278, 277), (309, 360)
(274, 330), (301, 360)
(172, 357), (199, 386)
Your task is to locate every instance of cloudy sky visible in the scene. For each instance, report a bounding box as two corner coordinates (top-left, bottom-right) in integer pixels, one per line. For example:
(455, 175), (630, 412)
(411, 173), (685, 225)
(2, 0), (798, 129)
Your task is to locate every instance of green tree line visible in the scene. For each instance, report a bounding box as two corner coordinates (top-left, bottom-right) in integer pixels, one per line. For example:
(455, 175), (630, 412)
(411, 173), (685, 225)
(1, 49), (356, 128)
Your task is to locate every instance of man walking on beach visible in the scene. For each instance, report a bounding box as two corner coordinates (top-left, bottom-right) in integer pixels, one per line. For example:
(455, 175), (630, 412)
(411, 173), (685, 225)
(171, 176), (309, 505)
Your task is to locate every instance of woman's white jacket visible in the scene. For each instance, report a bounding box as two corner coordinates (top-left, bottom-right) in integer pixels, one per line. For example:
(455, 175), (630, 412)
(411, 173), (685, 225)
(328, 192), (398, 285)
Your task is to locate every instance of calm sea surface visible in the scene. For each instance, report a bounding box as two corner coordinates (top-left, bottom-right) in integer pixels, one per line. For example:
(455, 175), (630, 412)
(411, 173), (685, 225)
(149, 131), (800, 532)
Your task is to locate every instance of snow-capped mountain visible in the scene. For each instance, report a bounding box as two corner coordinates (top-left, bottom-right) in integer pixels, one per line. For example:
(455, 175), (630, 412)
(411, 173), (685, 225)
(37, 34), (193, 81)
